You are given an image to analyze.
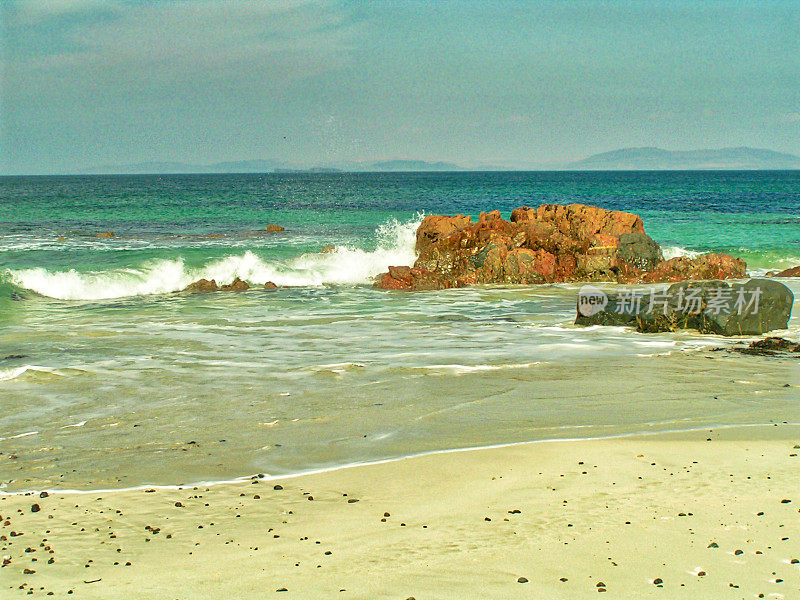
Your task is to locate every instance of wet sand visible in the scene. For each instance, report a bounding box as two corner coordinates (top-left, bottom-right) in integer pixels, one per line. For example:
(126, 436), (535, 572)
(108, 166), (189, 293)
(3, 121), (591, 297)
(2, 424), (799, 599)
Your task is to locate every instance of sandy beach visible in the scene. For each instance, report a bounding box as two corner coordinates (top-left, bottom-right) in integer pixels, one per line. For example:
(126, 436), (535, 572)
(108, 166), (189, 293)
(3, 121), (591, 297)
(2, 424), (798, 599)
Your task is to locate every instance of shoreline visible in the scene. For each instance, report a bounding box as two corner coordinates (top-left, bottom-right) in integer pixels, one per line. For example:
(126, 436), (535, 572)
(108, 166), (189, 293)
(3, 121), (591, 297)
(2, 423), (798, 598)
(1, 420), (798, 497)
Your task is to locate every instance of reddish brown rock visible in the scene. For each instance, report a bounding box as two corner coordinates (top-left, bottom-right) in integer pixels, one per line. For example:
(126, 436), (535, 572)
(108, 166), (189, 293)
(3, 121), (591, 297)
(220, 277), (250, 291)
(185, 277), (251, 292)
(415, 214), (472, 252)
(375, 203), (747, 290)
(264, 281), (278, 290)
(265, 225), (285, 232)
(774, 265), (800, 277)
(184, 278), (219, 293)
(376, 272), (410, 290)
(97, 231), (115, 238)
(642, 254), (746, 283)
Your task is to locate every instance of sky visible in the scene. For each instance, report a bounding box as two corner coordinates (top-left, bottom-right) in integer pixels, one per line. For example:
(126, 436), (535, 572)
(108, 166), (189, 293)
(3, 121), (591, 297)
(1, 0), (798, 174)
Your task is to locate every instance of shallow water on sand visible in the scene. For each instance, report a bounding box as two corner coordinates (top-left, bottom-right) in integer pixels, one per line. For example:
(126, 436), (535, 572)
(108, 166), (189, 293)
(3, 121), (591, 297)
(1, 172), (799, 491)
(1, 282), (798, 492)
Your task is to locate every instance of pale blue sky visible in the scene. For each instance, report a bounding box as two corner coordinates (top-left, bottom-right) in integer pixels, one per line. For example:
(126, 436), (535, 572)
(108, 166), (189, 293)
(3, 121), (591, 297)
(1, 0), (798, 174)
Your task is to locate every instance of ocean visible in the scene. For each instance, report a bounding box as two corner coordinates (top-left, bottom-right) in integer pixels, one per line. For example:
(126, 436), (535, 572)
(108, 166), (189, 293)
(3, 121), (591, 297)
(1, 170), (799, 492)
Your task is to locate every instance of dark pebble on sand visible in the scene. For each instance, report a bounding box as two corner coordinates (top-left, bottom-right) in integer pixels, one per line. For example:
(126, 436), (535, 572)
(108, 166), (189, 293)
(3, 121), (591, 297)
(174, 502), (183, 507)
(39, 492), (48, 499)
(273, 485), (283, 490)
(347, 499), (359, 503)
(734, 549), (743, 555)
(30, 504), (40, 513)
(517, 577), (528, 583)
(276, 588), (288, 592)
(653, 578), (663, 585)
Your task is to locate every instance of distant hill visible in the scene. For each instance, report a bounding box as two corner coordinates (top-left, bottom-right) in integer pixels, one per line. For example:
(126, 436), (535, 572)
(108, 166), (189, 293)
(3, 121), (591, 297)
(94, 159), (293, 174)
(92, 158), (467, 174)
(569, 147), (800, 170)
(369, 160), (466, 171)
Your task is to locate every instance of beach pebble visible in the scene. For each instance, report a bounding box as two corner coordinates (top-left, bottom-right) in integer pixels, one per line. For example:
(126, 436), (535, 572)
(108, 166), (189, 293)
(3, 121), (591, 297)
(517, 577), (528, 583)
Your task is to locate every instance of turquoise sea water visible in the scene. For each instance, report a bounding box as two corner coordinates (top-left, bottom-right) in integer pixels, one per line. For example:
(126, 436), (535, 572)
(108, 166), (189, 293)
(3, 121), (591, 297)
(1, 171), (799, 491)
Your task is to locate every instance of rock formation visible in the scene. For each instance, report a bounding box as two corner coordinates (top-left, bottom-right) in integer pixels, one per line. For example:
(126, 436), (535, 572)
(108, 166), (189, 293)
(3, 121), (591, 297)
(184, 277), (250, 293)
(736, 337), (800, 356)
(574, 278), (793, 336)
(376, 204), (746, 290)
(771, 265), (800, 277)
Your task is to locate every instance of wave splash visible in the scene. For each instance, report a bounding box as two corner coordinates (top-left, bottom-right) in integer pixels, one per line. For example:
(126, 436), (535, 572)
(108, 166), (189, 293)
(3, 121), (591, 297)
(5, 217), (422, 300)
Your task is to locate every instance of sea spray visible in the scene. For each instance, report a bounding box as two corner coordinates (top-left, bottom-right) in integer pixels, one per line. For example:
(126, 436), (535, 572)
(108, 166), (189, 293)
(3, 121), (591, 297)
(4, 216), (422, 300)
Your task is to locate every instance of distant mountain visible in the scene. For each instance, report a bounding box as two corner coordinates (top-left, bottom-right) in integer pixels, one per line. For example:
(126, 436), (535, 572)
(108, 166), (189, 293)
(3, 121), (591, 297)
(93, 159), (293, 174)
(92, 158), (467, 174)
(569, 147), (800, 170)
(368, 160), (466, 171)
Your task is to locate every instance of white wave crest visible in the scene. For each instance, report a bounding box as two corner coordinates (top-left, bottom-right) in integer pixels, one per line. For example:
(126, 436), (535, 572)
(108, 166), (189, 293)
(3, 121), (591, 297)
(661, 246), (703, 260)
(6, 217), (422, 300)
(0, 365), (66, 382)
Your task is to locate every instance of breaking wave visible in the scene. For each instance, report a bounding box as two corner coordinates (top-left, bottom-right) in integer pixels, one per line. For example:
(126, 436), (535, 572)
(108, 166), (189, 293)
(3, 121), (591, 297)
(661, 246), (703, 260)
(4, 217), (421, 300)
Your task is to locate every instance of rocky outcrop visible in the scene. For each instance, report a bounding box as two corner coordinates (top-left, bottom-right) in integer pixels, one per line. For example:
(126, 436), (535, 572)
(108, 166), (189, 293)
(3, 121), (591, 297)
(642, 255), (746, 283)
(575, 278), (793, 336)
(735, 337), (800, 356)
(220, 277), (250, 291)
(377, 204), (746, 290)
(184, 277), (250, 293)
(771, 265), (800, 277)
(184, 278), (219, 293)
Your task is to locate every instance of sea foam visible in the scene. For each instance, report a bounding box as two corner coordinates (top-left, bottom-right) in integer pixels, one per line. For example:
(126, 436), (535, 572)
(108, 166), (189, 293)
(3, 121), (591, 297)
(5, 217), (421, 300)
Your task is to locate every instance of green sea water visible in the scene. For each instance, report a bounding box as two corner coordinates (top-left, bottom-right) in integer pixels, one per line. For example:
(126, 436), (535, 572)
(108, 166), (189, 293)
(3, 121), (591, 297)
(1, 171), (799, 491)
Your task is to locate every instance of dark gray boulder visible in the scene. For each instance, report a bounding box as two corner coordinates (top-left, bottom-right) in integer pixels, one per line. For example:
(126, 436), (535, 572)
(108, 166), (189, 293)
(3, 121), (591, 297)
(617, 232), (663, 271)
(575, 278), (793, 336)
